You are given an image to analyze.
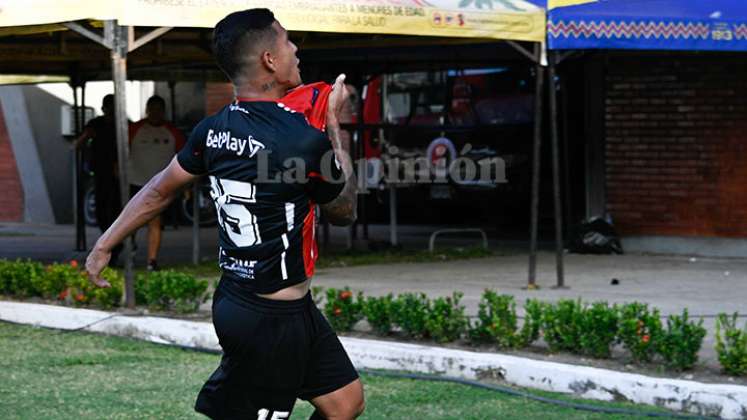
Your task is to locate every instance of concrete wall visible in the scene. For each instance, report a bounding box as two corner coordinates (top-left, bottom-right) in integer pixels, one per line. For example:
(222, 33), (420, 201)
(0, 86), (55, 224)
(604, 54), (747, 237)
(20, 86), (75, 224)
(0, 100), (23, 222)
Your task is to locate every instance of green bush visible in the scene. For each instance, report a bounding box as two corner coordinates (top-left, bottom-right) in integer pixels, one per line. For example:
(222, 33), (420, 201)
(618, 302), (663, 363)
(468, 291), (520, 348)
(425, 292), (467, 343)
(715, 313), (747, 376)
(66, 266), (124, 308)
(0, 259), (44, 297)
(391, 292), (430, 339)
(137, 270), (208, 312)
(541, 299), (585, 353)
(323, 287), (363, 332)
(362, 294), (395, 335)
(658, 309), (706, 371)
(579, 302), (619, 359)
(518, 299), (543, 347)
(35, 262), (84, 299)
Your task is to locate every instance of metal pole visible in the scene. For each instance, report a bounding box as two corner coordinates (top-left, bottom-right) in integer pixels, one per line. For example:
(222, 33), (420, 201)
(108, 21), (135, 308)
(528, 64), (545, 289)
(389, 185), (398, 247)
(72, 84), (86, 251)
(560, 70), (574, 244)
(548, 56), (566, 289)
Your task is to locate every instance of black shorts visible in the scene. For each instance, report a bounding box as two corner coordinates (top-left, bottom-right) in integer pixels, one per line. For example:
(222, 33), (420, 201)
(195, 279), (359, 419)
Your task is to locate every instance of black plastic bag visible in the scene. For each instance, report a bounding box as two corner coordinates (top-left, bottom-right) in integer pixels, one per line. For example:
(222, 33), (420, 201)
(570, 217), (624, 255)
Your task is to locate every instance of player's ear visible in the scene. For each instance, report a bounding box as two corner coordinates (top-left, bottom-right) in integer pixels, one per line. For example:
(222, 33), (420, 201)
(260, 49), (276, 73)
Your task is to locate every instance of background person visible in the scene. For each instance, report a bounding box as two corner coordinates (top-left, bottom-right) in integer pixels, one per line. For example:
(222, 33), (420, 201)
(127, 95), (185, 271)
(72, 94), (123, 266)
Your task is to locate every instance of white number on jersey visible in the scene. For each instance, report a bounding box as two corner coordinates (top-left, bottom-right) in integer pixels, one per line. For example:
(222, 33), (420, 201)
(209, 176), (262, 247)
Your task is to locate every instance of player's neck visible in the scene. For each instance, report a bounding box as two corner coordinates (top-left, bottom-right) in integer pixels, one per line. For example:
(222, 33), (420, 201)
(235, 79), (285, 101)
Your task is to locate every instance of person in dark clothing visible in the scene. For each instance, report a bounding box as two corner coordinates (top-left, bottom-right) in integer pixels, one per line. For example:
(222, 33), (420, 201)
(73, 94), (123, 264)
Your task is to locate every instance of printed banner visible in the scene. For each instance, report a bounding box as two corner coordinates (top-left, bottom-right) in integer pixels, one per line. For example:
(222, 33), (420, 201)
(1, 1), (544, 42)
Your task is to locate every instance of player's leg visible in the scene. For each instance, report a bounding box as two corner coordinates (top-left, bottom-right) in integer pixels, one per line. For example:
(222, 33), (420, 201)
(298, 303), (365, 419)
(308, 379), (364, 420)
(146, 215), (161, 270)
(196, 283), (310, 419)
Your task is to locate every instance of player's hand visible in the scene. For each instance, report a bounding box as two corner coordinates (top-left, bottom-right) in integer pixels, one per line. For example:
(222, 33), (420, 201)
(85, 247), (112, 288)
(327, 73), (348, 127)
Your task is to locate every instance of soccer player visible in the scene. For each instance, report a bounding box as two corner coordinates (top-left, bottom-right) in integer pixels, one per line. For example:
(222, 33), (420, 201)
(84, 8), (363, 420)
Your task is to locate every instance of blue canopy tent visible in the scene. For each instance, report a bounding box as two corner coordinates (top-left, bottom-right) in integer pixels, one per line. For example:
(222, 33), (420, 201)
(546, 0), (747, 51)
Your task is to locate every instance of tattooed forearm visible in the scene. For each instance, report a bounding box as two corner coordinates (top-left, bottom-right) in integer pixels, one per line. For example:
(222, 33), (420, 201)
(321, 124), (357, 226)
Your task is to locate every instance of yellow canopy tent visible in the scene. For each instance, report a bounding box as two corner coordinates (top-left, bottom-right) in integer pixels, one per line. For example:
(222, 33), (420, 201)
(1, 0), (545, 41)
(0, 0), (549, 305)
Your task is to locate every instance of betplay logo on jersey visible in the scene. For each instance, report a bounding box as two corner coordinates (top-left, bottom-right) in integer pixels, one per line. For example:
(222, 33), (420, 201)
(206, 129), (265, 158)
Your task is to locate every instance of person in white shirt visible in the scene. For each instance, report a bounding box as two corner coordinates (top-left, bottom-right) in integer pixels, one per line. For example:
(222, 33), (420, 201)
(127, 95), (185, 271)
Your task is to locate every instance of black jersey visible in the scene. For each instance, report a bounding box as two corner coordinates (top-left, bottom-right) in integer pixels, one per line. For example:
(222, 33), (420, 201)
(177, 99), (344, 294)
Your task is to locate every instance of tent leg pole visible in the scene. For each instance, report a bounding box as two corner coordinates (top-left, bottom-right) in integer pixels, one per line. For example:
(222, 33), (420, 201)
(109, 21), (135, 308)
(528, 64), (544, 290)
(71, 84), (86, 252)
(548, 57), (567, 289)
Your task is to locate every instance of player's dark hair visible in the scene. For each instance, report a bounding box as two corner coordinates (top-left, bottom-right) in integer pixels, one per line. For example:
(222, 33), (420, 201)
(212, 8), (277, 83)
(146, 95), (166, 108)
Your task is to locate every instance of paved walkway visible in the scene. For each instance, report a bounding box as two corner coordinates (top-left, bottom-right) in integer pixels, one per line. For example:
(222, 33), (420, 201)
(2, 222), (746, 372)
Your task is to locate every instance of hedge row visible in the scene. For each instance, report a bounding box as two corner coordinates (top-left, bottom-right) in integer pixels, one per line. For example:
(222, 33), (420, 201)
(0, 259), (208, 312)
(317, 287), (747, 376)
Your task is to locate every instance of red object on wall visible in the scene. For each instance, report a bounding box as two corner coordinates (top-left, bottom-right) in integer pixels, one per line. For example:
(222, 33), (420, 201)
(0, 102), (24, 221)
(362, 77), (382, 158)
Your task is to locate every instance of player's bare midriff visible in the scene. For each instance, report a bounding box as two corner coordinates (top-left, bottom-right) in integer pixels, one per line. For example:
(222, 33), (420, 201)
(256, 278), (312, 301)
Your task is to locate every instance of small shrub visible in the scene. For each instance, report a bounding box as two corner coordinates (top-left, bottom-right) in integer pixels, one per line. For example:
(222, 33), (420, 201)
(391, 292), (430, 339)
(618, 302), (663, 363)
(658, 309), (706, 371)
(34, 262), (84, 299)
(323, 288), (363, 332)
(518, 299), (543, 347)
(715, 313), (747, 376)
(468, 291), (520, 348)
(362, 294), (395, 335)
(579, 302), (619, 359)
(425, 292), (467, 343)
(542, 299), (585, 353)
(0, 259), (44, 297)
(67, 267), (124, 308)
(138, 270), (208, 312)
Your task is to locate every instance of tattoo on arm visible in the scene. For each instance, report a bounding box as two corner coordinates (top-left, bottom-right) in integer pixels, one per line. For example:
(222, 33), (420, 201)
(321, 125), (358, 226)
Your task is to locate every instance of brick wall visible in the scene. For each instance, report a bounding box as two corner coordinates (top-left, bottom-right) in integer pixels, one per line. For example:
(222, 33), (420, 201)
(205, 83), (234, 115)
(605, 54), (747, 237)
(0, 102), (23, 221)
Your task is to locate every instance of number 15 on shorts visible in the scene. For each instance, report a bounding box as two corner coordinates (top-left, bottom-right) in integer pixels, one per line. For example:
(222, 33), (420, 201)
(257, 409), (289, 420)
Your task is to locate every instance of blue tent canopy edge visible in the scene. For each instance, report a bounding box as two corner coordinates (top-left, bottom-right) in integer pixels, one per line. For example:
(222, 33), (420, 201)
(528, 0), (747, 51)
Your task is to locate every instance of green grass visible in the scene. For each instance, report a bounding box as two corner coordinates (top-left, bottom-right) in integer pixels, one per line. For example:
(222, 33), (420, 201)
(0, 321), (681, 419)
(163, 246), (496, 279)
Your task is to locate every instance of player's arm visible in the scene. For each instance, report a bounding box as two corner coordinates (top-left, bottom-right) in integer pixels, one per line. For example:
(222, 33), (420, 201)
(320, 122), (357, 226)
(319, 74), (357, 226)
(85, 158), (200, 286)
